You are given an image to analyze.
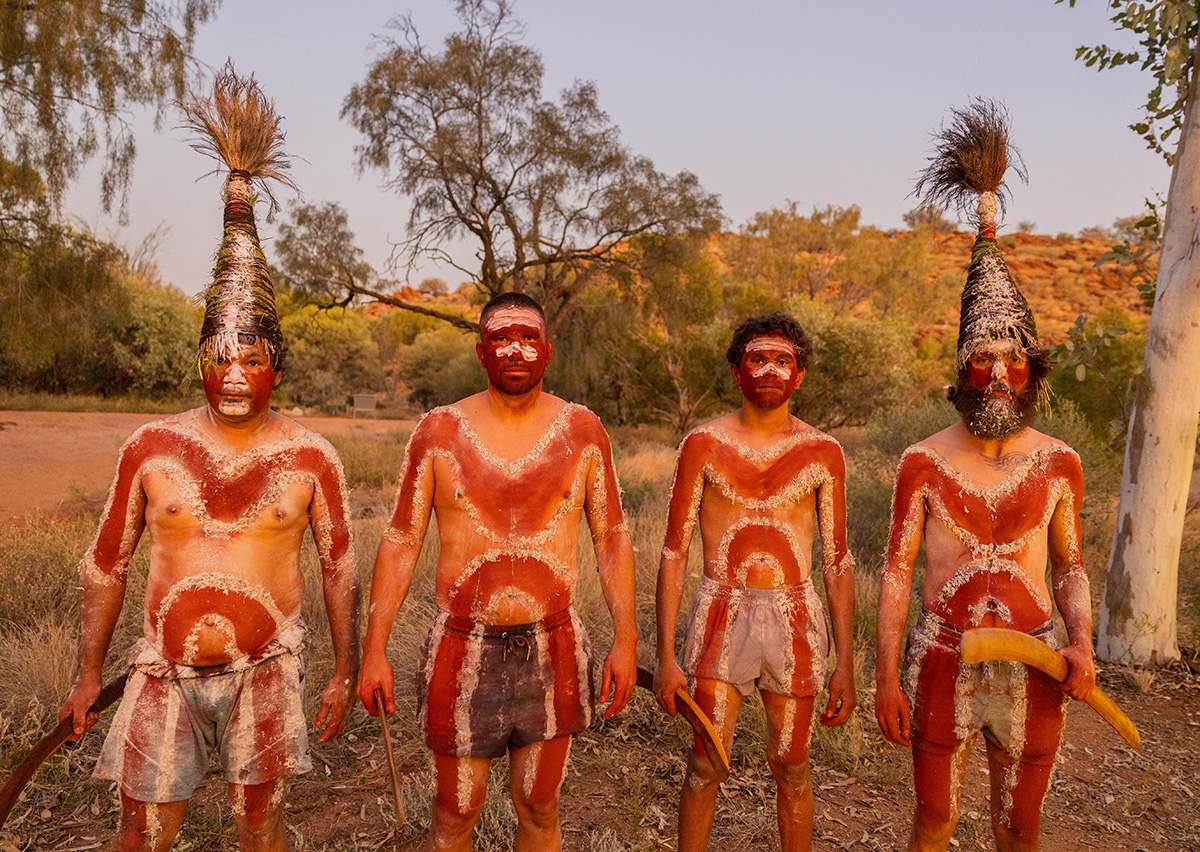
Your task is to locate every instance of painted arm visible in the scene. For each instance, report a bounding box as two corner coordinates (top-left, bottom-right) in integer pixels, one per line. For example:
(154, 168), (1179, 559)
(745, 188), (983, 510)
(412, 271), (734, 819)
(60, 437), (147, 739)
(308, 446), (362, 742)
(654, 434), (704, 716)
(585, 428), (637, 719)
(874, 451), (926, 747)
(1048, 451), (1096, 701)
(356, 431), (435, 716)
(816, 443), (856, 726)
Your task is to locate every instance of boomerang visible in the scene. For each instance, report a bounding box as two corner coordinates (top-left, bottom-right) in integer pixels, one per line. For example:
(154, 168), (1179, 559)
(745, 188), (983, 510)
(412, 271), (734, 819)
(0, 674), (128, 828)
(635, 667), (730, 780)
(960, 627), (1140, 749)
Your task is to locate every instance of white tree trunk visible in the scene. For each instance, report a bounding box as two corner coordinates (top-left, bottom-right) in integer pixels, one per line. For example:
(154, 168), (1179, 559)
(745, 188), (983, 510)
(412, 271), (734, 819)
(1098, 43), (1200, 665)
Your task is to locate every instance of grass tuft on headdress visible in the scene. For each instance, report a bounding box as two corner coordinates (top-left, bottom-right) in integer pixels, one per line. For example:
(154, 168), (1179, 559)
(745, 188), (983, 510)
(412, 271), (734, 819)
(180, 62), (297, 217)
(913, 98), (1027, 236)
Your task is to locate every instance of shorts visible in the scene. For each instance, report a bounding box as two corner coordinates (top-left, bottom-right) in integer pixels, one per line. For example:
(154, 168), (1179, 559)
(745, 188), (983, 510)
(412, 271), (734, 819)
(682, 576), (828, 698)
(417, 606), (594, 759)
(904, 609), (1066, 757)
(96, 621), (311, 802)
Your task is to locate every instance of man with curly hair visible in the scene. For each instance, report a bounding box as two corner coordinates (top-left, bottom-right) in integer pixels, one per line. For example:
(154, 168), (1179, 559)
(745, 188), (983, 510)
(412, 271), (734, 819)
(655, 311), (857, 852)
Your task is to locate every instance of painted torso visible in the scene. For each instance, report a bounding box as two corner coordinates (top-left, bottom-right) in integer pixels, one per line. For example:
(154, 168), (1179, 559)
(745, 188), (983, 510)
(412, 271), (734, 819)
(82, 409), (353, 666)
(384, 401), (625, 624)
(888, 443), (1083, 631)
(662, 418), (848, 589)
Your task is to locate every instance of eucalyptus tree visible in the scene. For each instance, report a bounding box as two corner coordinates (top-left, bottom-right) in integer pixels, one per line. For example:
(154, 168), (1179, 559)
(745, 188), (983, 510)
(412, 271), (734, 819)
(1065, 0), (1200, 665)
(340, 0), (722, 332)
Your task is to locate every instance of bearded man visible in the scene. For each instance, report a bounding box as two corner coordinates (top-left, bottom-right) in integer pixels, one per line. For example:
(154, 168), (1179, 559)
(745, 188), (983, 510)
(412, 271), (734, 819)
(59, 70), (360, 852)
(357, 292), (637, 852)
(874, 100), (1096, 852)
(655, 312), (856, 852)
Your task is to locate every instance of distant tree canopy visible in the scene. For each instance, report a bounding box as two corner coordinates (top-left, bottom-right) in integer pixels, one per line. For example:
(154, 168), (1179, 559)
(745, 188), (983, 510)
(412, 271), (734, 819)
(339, 0), (723, 331)
(0, 0), (221, 218)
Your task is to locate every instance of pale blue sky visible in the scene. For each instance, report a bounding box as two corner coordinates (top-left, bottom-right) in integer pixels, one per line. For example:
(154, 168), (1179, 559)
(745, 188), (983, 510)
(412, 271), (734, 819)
(65, 0), (1169, 296)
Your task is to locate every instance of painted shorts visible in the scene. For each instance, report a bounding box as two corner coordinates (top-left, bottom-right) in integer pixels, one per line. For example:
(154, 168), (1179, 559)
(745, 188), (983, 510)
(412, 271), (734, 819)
(682, 575), (828, 698)
(417, 606), (594, 759)
(904, 608), (1066, 757)
(95, 620), (311, 802)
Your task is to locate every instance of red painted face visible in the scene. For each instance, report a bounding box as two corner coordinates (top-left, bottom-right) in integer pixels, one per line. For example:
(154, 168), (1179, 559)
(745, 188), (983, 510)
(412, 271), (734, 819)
(201, 340), (280, 423)
(734, 335), (802, 409)
(966, 340), (1029, 396)
(476, 307), (551, 396)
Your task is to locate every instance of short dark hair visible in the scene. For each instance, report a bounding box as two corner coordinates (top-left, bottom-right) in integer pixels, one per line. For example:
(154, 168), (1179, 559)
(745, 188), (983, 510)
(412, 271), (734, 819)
(479, 292), (546, 333)
(726, 312), (813, 369)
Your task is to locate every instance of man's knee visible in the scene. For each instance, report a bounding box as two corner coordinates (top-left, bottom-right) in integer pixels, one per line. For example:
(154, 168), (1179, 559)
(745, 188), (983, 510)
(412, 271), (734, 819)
(766, 753), (811, 795)
(511, 786), (561, 830)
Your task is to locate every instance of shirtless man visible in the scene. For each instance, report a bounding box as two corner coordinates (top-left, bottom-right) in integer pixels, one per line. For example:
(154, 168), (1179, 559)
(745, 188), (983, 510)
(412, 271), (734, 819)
(357, 292), (637, 852)
(655, 312), (856, 852)
(59, 69), (360, 852)
(874, 100), (1095, 852)
(58, 337), (361, 852)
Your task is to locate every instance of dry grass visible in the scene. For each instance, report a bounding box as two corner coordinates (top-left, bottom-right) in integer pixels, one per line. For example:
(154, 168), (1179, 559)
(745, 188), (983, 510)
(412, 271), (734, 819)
(2, 413), (1194, 851)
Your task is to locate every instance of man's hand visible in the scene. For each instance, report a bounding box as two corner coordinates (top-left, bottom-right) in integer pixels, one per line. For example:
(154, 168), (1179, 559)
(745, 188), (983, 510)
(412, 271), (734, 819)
(1058, 643), (1097, 702)
(356, 650), (395, 717)
(820, 664), (857, 727)
(599, 636), (637, 720)
(874, 678), (911, 747)
(59, 673), (102, 742)
(315, 667), (357, 743)
(653, 657), (689, 717)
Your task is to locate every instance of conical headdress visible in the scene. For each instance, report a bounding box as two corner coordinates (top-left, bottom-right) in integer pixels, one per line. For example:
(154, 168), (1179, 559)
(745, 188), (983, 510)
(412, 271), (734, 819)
(181, 64), (296, 370)
(914, 99), (1040, 370)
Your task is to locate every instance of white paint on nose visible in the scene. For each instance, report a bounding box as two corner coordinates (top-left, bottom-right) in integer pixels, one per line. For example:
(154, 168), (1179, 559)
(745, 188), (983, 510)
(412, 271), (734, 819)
(750, 361), (792, 380)
(495, 341), (539, 361)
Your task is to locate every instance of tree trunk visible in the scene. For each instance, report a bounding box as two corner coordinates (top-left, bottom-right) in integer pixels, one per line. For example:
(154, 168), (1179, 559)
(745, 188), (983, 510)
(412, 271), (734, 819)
(1098, 42), (1200, 666)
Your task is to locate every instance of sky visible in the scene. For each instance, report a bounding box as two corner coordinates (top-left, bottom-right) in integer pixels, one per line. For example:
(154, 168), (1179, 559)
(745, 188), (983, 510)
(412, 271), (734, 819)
(64, 0), (1171, 297)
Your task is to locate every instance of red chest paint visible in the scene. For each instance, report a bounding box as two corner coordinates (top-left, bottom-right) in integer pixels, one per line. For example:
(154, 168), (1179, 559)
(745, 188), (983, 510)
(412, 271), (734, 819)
(90, 422), (351, 574)
(889, 444), (1084, 629)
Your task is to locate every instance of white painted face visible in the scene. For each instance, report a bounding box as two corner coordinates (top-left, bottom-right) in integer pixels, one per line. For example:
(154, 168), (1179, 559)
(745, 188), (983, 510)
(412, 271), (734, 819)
(743, 336), (796, 381)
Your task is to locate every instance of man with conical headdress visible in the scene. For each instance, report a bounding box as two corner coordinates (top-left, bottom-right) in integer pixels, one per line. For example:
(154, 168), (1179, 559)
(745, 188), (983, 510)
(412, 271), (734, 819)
(874, 100), (1096, 852)
(59, 67), (360, 852)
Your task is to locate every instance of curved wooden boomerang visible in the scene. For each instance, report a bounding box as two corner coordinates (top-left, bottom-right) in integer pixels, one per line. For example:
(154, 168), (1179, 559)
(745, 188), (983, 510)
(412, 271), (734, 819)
(635, 667), (730, 780)
(0, 674), (128, 828)
(960, 627), (1140, 749)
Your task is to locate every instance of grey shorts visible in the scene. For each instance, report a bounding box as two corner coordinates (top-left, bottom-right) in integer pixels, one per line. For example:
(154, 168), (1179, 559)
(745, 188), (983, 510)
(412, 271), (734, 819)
(95, 625), (311, 802)
(682, 576), (828, 698)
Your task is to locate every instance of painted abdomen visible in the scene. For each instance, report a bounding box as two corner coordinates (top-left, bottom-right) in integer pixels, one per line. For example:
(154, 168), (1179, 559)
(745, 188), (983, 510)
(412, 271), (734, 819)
(151, 573), (289, 666)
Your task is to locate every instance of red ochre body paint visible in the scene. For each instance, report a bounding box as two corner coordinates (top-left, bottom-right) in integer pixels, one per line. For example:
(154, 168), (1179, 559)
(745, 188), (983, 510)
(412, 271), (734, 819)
(662, 425), (849, 589)
(83, 417), (353, 664)
(386, 403), (625, 624)
(886, 444), (1084, 632)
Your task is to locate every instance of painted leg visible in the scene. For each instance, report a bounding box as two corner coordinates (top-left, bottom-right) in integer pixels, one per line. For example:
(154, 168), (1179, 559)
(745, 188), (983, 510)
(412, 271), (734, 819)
(984, 738), (1055, 852)
(229, 778), (287, 852)
(428, 752), (491, 852)
(678, 678), (742, 852)
(909, 737), (974, 852)
(509, 736), (572, 852)
(116, 792), (188, 852)
(761, 690), (816, 852)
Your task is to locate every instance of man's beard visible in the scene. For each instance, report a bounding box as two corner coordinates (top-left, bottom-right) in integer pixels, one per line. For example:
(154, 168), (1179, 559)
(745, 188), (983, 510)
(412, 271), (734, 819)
(950, 379), (1039, 440)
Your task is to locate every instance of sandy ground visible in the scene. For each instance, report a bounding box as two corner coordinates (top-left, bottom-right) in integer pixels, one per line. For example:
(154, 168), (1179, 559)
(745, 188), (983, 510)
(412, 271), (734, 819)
(0, 410), (413, 524)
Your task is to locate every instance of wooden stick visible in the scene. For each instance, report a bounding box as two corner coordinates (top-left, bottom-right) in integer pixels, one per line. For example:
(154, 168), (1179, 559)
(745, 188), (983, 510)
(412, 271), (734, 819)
(374, 689), (406, 826)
